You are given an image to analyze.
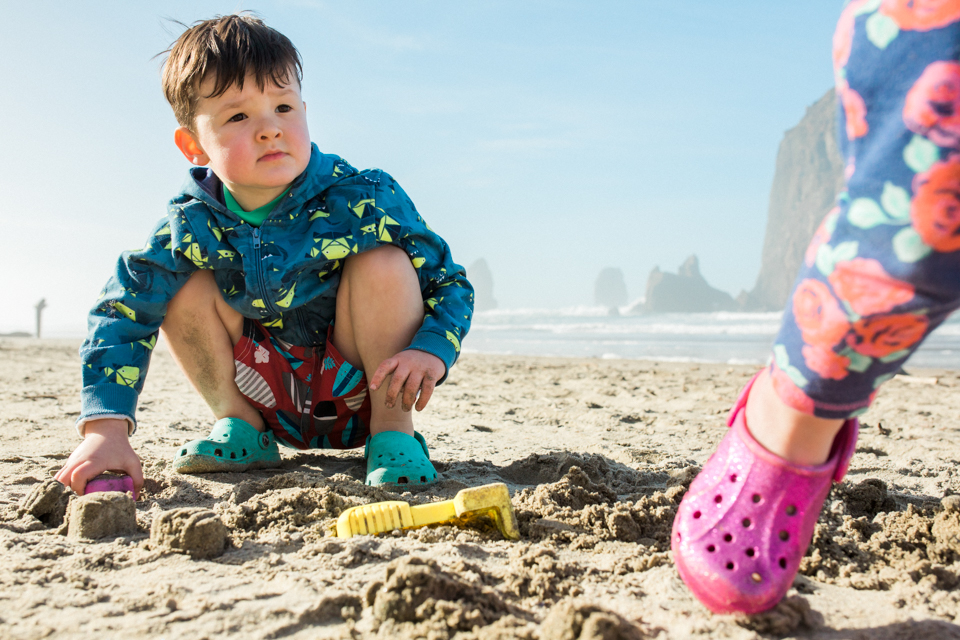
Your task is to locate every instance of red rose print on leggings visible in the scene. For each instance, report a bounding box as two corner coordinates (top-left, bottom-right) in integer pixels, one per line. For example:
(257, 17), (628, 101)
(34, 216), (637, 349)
(903, 61), (960, 148)
(911, 156), (960, 252)
(828, 258), (915, 316)
(847, 314), (929, 357)
(793, 279), (851, 349)
(880, 0), (960, 31)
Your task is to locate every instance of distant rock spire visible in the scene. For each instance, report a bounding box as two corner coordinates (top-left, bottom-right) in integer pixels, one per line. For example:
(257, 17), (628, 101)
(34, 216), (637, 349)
(742, 89), (845, 310)
(642, 255), (737, 313)
(594, 267), (628, 314)
(467, 258), (497, 311)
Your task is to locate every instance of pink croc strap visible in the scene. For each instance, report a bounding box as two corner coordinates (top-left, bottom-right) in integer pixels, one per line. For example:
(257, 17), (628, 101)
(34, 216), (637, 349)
(829, 416), (858, 482)
(726, 374), (757, 428)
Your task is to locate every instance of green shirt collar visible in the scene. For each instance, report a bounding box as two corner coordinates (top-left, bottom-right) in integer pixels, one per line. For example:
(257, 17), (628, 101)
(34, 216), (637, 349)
(222, 185), (291, 227)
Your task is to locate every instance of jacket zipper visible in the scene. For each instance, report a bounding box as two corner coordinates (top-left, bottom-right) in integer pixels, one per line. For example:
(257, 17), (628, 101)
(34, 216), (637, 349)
(251, 227), (277, 315)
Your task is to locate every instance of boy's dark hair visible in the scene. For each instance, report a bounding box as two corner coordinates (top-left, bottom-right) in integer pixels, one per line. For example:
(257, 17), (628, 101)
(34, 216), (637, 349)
(161, 14), (302, 128)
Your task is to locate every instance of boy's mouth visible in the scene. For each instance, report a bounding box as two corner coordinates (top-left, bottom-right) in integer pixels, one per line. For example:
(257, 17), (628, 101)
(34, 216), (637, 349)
(259, 151), (287, 162)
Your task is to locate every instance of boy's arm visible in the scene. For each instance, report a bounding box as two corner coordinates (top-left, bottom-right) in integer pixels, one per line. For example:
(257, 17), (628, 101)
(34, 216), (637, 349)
(323, 169), (473, 410)
(79, 214), (198, 433)
(375, 171), (473, 376)
(365, 171), (474, 378)
(62, 214), (198, 492)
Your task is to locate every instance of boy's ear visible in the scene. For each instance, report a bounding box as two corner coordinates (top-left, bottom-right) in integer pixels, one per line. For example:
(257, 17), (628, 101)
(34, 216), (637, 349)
(174, 127), (210, 166)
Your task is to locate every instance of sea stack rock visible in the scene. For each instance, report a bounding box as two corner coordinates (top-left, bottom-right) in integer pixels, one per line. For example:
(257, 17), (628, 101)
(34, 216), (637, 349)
(594, 267), (628, 314)
(467, 258), (497, 312)
(643, 255), (737, 313)
(741, 89), (845, 311)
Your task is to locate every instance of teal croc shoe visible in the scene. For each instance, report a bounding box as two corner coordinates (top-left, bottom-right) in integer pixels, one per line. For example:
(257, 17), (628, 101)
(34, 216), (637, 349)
(173, 418), (281, 474)
(365, 431), (438, 487)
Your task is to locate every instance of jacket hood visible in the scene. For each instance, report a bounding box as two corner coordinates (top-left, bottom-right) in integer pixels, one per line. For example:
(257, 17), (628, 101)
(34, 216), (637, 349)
(178, 143), (344, 217)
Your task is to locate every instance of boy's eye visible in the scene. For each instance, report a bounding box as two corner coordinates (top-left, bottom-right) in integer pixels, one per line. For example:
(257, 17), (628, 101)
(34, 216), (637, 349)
(277, 104), (292, 113)
(227, 113), (246, 123)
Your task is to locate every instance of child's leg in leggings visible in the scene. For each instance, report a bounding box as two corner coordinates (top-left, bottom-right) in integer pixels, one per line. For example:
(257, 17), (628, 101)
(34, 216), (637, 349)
(674, 4), (960, 613)
(756, 3), (960, 456)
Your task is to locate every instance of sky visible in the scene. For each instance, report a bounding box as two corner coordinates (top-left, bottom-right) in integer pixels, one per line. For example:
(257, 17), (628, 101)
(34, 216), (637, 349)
(0, 1), (845, 336)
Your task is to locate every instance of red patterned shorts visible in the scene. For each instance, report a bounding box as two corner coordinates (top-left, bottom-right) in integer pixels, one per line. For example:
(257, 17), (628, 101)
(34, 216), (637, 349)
(232, 319), (371, 449)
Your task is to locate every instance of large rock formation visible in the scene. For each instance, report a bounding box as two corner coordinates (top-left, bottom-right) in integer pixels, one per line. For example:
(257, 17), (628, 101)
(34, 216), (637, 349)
(641, 255), (738, 313)
(594, 267), (628, 312)
(741, 89), (846, 311)
(467, 258), (497, 311)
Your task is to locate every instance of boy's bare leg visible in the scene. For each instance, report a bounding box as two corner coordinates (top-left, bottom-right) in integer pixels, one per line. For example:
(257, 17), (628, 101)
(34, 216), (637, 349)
(161, 270), (266, 431)
(745, 368), (845, 466)
(333, 245), (427, 437)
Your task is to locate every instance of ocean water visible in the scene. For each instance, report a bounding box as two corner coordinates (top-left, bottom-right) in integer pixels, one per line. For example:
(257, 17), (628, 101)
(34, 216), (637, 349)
(13, 306), (960, 371)
(463, 307), (960, 370)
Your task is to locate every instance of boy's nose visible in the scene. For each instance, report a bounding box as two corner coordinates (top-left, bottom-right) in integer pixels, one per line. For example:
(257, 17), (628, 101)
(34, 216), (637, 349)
(258, 120), (283, 140)
(259, 128), (282, 140)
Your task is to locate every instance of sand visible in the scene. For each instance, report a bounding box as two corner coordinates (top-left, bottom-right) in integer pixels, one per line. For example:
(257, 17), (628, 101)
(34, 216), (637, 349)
(1, 337), (959, 639)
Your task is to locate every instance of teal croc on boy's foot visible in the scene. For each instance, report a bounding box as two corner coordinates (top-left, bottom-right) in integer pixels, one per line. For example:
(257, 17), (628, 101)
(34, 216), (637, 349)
(173, 418), (281, 474)
(365, 431), (437, 487)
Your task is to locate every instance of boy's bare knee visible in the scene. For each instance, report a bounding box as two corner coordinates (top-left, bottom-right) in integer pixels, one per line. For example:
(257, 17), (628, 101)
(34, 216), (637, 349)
(344, 245), (414, 283)
(163, 271), (243, 343)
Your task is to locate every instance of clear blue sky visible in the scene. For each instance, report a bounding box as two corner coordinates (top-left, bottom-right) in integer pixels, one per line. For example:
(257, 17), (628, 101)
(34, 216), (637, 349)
(0, 1), (844, 335)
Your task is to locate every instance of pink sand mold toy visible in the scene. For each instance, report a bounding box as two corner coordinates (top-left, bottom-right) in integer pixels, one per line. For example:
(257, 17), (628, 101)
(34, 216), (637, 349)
(84, 473), (136, 498)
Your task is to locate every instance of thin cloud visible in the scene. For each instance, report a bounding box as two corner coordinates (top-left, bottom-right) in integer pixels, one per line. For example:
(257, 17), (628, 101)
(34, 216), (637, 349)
(477, 137), (573, 152)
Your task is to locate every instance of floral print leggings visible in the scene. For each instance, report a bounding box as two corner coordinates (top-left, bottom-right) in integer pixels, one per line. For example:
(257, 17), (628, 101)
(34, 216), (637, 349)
(771, 1), (960, 419)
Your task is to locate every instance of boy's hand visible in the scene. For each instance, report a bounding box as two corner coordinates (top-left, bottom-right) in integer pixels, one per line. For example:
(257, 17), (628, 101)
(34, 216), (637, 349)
(55, 419), (144, 497)
(369, 350), (445, 412)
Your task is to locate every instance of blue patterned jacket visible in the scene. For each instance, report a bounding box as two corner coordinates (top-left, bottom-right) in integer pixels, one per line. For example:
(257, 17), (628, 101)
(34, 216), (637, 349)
(79, 145), (473, 431)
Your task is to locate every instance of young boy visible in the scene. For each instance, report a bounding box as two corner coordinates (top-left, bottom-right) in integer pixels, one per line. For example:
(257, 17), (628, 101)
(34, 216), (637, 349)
(55, 14), (473, 496)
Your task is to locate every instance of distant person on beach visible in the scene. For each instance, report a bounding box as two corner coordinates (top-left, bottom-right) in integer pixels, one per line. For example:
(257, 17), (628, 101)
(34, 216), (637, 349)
(55, 15), (473, 495)
(672, 1), (960, 614)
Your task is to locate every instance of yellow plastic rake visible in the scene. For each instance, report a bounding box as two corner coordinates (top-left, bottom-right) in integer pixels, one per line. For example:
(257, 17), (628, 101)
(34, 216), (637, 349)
(335, 482), (520, 540)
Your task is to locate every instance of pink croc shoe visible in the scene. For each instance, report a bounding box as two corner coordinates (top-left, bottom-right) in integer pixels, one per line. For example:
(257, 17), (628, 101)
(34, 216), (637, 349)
(671, 374), (858, 614)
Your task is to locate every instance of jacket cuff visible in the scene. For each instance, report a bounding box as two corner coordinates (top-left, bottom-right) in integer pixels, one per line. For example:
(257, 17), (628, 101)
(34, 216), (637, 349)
(75, 414), (136, 439)
(78, 384), (139, 437)
(405, 331), (459, 384)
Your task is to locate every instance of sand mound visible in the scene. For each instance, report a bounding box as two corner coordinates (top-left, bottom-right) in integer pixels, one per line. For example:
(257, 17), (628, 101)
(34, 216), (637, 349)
(150, 507), (227, 558)
(368, 556), (513, 631)
(514, 465), (681, 554)
(15, 479), (70, 531)
(540, 600), (648, 640)
(799, 481), (960, 621)
(66, 492), (138, 540)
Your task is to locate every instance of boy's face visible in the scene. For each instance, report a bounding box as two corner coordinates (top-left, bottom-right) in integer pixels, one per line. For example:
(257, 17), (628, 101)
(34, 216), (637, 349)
(174, 72), (311, 211)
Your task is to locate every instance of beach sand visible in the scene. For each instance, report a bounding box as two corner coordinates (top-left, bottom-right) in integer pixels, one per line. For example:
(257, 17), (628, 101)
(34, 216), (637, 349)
(2, 338), (959, 639)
